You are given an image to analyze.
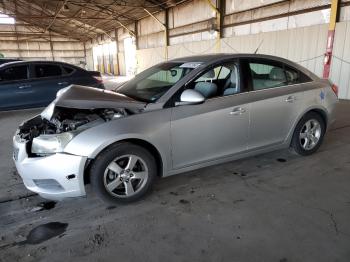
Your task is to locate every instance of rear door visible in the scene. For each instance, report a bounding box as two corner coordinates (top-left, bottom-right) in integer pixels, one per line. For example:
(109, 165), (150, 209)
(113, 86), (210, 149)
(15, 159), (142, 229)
(0, 64), (34, 110)
(29, 63), (69, 106)
(243, 59), (309, 150)
(71, 70), (102, 88)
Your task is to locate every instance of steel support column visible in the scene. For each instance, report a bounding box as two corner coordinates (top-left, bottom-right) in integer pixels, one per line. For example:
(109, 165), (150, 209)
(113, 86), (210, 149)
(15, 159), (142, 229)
(323, 0), (340, 78)
(49, 32), (55, 61)
(206, 0), (222, 52)
(115, 28), (121, 76)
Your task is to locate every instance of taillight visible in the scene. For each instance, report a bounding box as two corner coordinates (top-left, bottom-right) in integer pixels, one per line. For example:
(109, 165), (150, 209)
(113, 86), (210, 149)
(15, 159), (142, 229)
(93, 76), (103, 83)
(331, 84), (338, 97)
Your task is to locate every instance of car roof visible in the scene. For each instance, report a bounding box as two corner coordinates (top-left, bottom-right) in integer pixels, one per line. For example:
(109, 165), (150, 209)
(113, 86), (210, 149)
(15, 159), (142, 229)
(0, 58), (20, 62)
(170, 53), (292, 64)
(169, 53), (318, 79)
(0, 60), (82, 69)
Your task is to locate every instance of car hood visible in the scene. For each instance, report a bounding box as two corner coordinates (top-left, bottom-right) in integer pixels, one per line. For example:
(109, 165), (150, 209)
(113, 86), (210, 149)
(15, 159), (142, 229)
(54, 85), (147, 111)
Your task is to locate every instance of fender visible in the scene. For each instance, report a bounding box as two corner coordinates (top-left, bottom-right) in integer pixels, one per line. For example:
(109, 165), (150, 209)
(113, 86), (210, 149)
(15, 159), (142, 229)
(64, 109), (172, 176)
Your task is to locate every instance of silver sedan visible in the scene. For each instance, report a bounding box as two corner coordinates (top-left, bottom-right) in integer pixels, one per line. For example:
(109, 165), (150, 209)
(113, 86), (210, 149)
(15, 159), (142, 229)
(13, 54), (338, 204)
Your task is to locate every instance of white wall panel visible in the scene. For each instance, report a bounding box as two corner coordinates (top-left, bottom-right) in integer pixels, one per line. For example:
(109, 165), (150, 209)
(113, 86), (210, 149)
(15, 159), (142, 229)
(0, 25), (87, 67)
(225, 0), (285, 14)
(137, 24), (329, 78)
(330, 21), (350, 99)
(170, 0), (215, 28)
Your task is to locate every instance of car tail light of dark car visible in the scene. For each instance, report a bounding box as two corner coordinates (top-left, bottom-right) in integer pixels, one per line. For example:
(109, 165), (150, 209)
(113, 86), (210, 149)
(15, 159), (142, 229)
(93, 75), (103, 83)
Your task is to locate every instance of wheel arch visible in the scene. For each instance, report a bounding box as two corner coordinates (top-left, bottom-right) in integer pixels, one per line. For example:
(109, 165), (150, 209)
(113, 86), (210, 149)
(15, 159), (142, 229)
(84, 138), (165, 185)
(286, 106), (329, 146)
(306, 108), (328, 128)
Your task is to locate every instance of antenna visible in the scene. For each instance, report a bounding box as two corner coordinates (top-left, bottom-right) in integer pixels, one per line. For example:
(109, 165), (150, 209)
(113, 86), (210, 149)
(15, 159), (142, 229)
(254, 40), (264, 54)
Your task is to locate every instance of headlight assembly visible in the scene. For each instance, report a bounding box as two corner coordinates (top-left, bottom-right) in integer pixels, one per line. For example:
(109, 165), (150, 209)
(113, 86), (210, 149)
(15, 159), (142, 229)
(31, 132), (75, 155)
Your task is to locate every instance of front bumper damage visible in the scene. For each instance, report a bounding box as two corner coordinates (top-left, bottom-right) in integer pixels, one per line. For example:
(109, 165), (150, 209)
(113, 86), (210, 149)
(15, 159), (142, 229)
(13, 134), (87, 200)
(12, 85), (144, 200)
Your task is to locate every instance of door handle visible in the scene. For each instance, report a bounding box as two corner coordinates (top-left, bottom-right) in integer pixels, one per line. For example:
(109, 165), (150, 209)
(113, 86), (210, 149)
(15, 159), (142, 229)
(230, 107), (246, 115)
(58, 82), (69, 86)
(18, 84), (31, 89)
(285, 96), (296, 103)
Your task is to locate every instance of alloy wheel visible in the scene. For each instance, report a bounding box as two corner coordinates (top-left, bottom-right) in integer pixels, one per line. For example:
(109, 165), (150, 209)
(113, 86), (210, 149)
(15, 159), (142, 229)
(299, 119), (322, 150)
(103, 154), (149, 198)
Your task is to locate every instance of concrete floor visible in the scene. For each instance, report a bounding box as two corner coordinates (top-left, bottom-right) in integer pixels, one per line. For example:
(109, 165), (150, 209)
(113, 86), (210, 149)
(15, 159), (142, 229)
(0, 101), (349, 262)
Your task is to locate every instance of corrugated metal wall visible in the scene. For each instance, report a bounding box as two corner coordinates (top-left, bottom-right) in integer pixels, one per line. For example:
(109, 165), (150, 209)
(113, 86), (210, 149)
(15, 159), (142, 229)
(330, 21), (350, 99)
(0, 24), (86, 67)
(136, 23), (328, 74)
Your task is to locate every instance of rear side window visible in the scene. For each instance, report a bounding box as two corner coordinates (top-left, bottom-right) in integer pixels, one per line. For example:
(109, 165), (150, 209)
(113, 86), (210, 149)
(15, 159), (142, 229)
(248, 60), (312, 91)
(249, 62), (286, 90)
(0, 65), (28, 81)
(285, 66), (312, 85)
(35, 64), (62, 78)
(63, 66), (74, 75)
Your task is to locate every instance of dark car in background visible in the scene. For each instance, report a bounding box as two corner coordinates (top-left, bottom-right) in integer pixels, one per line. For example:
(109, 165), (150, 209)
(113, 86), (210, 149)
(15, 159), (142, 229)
(0, 60), (104, 111)
(0, 58), (22, 65)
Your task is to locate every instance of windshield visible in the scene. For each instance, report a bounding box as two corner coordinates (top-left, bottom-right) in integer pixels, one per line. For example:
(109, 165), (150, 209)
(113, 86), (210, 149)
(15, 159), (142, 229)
(117, 62), (195, 102)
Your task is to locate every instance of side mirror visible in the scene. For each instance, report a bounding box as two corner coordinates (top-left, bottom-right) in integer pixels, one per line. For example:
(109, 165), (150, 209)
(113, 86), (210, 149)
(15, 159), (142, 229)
(175, 89), (205, 106)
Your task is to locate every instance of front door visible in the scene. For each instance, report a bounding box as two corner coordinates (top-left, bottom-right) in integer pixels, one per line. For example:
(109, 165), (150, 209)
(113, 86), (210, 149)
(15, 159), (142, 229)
(170, 61), (250, 169)
(28, 63), (68, 106)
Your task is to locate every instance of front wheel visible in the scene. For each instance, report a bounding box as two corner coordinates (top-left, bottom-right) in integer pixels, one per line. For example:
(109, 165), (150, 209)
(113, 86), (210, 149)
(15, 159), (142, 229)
(90, 143), (157, 204)
(291, 112), (326, 156)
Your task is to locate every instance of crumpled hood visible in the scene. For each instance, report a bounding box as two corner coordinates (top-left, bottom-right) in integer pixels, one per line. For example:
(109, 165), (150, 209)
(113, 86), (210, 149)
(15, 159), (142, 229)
(55, 85), (147, 111)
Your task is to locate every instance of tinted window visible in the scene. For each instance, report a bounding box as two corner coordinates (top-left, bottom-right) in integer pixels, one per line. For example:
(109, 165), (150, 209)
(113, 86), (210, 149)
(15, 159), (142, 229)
(35, 64), (62, 78)
(63, 66), (74, 75)
(0, 65), (28, 81)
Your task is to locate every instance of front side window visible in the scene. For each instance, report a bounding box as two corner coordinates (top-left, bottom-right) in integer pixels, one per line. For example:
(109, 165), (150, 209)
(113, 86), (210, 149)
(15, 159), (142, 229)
(118, 62), (194, 102)
(0, 65), (28, 81)
(186, 62), (239, 99)
(35, 64), (62, 78)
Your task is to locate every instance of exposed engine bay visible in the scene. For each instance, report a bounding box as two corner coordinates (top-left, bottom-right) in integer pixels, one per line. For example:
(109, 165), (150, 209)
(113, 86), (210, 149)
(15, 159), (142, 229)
(18, 107), (129, 142)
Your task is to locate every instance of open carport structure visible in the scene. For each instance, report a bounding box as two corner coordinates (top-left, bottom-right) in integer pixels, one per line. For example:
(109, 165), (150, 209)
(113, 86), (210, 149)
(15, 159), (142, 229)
(0, 1), (350, 262)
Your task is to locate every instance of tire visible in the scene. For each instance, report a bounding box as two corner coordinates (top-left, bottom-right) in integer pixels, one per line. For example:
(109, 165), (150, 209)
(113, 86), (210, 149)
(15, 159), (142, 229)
(90, 142), (157, 204)
(291, 112), (326, 156)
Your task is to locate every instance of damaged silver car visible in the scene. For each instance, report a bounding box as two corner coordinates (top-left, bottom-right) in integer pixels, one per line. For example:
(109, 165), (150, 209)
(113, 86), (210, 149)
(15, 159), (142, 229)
(13, 54), (338, 204)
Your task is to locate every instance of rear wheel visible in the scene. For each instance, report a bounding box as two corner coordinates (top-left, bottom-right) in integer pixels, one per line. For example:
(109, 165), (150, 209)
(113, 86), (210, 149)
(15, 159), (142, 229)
(90, 143), (157, 204)
(291, 112), (325, 156)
